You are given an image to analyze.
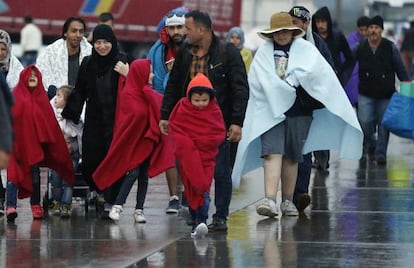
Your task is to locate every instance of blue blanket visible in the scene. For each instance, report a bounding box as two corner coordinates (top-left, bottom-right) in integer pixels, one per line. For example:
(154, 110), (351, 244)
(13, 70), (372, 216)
(232, 38), (363, 187)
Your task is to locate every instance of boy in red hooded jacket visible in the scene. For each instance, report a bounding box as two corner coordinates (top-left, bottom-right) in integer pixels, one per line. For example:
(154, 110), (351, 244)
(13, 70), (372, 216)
(169, 73), (226, 238)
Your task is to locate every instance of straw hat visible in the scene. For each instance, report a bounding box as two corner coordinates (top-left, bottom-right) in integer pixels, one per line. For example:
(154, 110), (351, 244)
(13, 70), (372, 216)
(258, 12), (305, 40)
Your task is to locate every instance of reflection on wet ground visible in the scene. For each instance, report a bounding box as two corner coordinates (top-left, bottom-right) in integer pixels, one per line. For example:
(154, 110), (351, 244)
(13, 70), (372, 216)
(1, 135), (414, 267)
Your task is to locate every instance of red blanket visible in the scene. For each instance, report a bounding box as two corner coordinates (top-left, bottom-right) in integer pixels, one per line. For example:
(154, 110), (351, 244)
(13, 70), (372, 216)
(93, 59), (174, 190)
(169, 98), (225, 210)
(7, 65), (75, 199)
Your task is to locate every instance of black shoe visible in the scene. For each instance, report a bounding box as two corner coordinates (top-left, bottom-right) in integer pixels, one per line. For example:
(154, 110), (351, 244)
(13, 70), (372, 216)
(207, 218), (228, 233)
(293, 193), (311, 211)
(376, 155), (386, 166)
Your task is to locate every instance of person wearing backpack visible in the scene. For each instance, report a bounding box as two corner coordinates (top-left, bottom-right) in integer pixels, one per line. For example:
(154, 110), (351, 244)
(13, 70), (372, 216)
(159, 10), (249, 233)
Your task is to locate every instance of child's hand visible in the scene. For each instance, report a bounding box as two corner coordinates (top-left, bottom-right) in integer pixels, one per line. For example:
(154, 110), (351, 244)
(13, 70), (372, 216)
(159, 120), (169, 135)
(114, 61), (129, 77)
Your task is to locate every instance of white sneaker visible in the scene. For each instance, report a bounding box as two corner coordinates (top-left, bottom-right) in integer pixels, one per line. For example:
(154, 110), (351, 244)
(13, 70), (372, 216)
(109, 205), (123, 221)
(191, 223), (208, 238)
(256, 198), (278, 217)
(134, 209), (146, 223)
(280, 200), (299, 216)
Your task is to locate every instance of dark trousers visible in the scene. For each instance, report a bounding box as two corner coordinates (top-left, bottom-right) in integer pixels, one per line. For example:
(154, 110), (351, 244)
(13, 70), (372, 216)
(114, 164), (148, 210)
(294, 153), (312, 201)
(213, 140), (232, 221)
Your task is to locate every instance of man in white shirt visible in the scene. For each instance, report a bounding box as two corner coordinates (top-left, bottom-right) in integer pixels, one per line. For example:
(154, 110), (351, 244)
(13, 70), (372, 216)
(20, 15), (42, 66)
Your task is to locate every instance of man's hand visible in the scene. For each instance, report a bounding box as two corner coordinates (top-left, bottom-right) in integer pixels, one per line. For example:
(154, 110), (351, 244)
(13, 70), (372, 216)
(0, 150), (10, 170)
(159, 120), (170, 135)
(227, 124), (242, 142)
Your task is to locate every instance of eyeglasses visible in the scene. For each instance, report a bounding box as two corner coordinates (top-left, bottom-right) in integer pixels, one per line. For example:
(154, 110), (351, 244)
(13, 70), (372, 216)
(166, 12), (185, 18)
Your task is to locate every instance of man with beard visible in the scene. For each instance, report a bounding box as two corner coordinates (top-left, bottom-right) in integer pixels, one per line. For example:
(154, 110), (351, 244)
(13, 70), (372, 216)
(36, 17), (92, 98)
(147, 9), (188, 213)
(160, 10), (249, 232)
(354, 16), (408, 166)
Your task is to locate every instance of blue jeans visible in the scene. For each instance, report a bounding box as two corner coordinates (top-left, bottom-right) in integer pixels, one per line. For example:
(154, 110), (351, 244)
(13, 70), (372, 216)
(213, 140), (232, 221)
(20, 51), (38, 67)
(189, 192), (211, 225)
(6, 164), (41, 207)
(357, 94), (390, 158)
(294, 153), (312, 200)
(114, 162), (149, 209)
(50, 151), (79, 205)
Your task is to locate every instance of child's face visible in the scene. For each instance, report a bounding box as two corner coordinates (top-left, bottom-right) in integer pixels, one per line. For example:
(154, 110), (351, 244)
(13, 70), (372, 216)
(54, 90), (66, 109)
(190, 92), (210, 109)
(28, 70), (38, 89)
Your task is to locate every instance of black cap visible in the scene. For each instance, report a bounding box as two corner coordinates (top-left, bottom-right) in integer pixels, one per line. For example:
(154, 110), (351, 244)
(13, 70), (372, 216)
(289, 6), (311, 22)
(369, 15), (384, 29)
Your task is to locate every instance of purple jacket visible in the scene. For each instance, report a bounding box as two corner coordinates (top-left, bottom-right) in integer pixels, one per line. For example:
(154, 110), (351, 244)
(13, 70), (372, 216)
(344, 31), (364, 105)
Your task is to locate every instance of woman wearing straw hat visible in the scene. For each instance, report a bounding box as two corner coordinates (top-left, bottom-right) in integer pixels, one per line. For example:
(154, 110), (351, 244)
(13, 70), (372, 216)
(231, 12), (363, 218)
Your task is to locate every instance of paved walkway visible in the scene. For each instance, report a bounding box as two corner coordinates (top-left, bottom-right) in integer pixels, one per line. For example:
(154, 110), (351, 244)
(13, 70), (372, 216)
(1, 135), (414, 267)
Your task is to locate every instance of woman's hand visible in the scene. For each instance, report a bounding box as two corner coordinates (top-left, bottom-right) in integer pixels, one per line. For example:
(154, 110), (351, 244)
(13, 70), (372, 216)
(114, 61), (129, 77)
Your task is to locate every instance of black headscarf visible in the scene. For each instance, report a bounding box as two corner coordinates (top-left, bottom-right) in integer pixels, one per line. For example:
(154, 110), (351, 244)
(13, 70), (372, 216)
(91, 24), (119, 73)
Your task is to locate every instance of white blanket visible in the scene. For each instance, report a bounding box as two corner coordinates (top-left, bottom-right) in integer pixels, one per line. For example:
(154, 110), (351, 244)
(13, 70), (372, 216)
(232, 38), (363, 187)
(7, 55), (24, 90)
(36, 37), (92, 90)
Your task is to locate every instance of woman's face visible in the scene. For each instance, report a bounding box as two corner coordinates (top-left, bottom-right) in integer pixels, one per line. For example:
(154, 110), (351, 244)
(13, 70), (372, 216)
(272, 30), (294, 46)
(94, 39), (112, 56)
(229, 34), (241, 47)
(0, 43), (7, 61)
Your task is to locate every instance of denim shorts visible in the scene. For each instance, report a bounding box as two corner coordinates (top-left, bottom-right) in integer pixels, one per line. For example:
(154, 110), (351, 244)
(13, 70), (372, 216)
(260, 116), (312, 162)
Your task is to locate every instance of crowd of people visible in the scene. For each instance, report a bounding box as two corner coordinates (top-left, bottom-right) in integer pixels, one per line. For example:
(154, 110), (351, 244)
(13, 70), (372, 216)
(0, 4), (410, 239)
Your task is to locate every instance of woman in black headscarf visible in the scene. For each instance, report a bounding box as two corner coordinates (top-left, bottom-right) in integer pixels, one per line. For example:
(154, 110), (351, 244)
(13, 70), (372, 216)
(62, 24), (130, 217)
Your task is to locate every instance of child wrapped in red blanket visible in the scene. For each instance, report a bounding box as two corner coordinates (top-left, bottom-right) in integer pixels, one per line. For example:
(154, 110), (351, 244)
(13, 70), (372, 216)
(169, 73), (226, 238)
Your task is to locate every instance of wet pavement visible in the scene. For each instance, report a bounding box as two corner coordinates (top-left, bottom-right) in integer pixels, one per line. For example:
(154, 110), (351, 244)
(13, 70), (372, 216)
(1, 135), (414, 267)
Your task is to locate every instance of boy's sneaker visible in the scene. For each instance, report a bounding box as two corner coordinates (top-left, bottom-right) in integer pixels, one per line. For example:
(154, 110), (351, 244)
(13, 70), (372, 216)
(280, 200), (299, 216)
(191, 222), (208, 238)
(6, 207), (17, 222)
(165, 195), (180, 214)
(256, 198), (278, 218)
(52, 202), (61, 216)
(31, 204), (44, 219)
(60, 205), (71, 218)
(134, 209), (146, 223)
(109, 205), (123, 221)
